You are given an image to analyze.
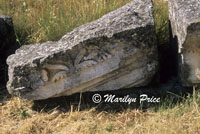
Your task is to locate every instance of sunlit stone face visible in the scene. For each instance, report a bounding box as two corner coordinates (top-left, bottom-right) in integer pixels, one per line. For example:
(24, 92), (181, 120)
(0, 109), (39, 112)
(183, 36), (200, 84)
(184, 51), (200, 83)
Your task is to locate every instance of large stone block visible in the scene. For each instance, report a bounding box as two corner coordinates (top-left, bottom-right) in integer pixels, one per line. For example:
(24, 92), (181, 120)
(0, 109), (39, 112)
(169, 0), (200, 86)
(0, 15), (18, 87)
(7, 0), (158, 100)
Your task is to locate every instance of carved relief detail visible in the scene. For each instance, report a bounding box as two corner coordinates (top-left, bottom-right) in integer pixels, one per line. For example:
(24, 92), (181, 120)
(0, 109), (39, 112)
(41, 64), (70, 83)
(75, 46), (112, 70)
(41, 69), (48, 82)
(51, 71), (67, 82)
(38, 46), (112, 84)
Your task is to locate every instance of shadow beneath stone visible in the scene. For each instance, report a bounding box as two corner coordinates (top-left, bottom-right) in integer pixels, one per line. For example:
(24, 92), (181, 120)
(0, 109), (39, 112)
(158, 21), (178, 83)
(0, 16), (19, 91)
(32, 80), (188, 113)
(169, 21), (179, 78)
(0, 85), (11, 105)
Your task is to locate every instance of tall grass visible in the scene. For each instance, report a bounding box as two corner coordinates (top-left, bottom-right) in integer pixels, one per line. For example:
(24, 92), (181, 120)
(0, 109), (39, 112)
(153, 0), (169, 46)
(0, 0), (132, 45)
(0, 0), (169, 46)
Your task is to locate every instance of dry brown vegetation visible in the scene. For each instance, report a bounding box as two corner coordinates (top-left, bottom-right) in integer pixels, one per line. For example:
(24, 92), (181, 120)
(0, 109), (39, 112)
(0, 90), (200, 134)
(1, 0), (200, 134)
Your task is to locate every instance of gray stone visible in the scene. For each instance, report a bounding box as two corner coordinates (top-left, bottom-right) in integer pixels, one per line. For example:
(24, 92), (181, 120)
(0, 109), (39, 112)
(169, 0), (200, 86)
(0, 15), (18, 86)
(6, 0), (158, 100)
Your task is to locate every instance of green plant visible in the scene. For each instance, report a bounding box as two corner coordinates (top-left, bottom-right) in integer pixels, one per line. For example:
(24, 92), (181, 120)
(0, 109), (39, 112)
(153, 0), (169, 46)
(18, 107), (29, 119)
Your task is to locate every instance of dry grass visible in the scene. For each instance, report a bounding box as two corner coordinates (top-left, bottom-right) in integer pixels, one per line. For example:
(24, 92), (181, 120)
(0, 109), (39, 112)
(0, 91), (200, 134)
(1, 0), (199, 134)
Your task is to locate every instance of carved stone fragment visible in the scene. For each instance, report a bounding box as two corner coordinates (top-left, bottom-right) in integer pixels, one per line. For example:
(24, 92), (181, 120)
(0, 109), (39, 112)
(7, 0), (158, 100)
(169, 0), (200, 86)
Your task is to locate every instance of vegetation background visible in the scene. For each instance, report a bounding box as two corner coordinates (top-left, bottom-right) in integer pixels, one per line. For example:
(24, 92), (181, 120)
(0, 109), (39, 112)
(0, 0), (200, 133)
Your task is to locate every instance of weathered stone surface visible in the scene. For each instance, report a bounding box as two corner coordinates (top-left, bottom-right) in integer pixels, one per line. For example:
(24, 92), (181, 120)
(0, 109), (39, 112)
(169, 0), (200, 86)
(7, 0), (158, 100)
(0, 15), (18, 87)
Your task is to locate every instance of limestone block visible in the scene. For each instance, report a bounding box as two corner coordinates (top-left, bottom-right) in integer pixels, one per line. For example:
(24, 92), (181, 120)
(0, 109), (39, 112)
(7, 0), (158, 100)
(169, 0), (200, 86)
